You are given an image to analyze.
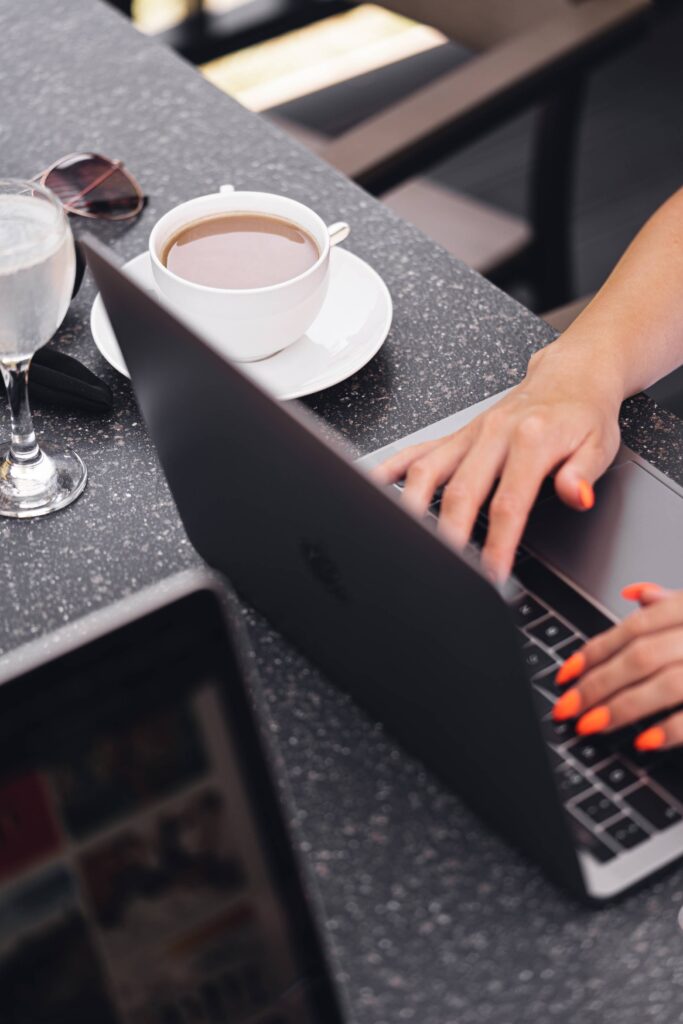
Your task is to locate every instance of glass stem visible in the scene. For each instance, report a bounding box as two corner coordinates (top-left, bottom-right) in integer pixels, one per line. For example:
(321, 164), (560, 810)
(1, 358), (40, 464)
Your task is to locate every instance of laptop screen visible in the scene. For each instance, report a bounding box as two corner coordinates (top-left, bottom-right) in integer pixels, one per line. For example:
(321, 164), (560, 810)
(0, 589), (343, 1024)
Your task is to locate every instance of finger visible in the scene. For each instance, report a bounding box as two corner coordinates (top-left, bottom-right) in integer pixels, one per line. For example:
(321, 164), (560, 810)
(573, 664), (683, 736)
(554, 627), (683, 722)
(401, 435), (471, 518)
(480, 417), (573, 582)
(621, 581), (674, 606)
(560, 591), (683, 683)
(371, 439), (442, 486)
(437, 420), (509, 551)
(635, 709), (683, 752)
(554, 428), (619, 511)
(572, 626), (683, 712)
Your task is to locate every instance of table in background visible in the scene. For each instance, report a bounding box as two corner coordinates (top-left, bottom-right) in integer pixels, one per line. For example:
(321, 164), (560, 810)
(2, 2), (683, 1020)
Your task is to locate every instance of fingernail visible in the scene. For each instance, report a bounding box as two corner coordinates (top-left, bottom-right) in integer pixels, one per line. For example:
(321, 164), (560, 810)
(576, 705), (611, 736)
(578, 480), (595, 510)
(556, 651), (586, 686)
(634, 725), (666, 752)
(552, 688), (582, 721)
(621, 582), (662, 602)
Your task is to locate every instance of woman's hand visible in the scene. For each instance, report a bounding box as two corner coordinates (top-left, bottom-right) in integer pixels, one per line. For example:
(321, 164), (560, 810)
(553, 584), (683, 751)
(372, 340), (624, 582)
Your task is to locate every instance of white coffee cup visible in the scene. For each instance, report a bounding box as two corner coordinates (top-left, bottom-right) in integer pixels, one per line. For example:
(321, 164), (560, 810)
(149, 186), (347, 362)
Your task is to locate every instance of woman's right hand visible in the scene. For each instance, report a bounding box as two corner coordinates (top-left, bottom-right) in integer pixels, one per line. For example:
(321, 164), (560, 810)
(372, 340), (624, 583)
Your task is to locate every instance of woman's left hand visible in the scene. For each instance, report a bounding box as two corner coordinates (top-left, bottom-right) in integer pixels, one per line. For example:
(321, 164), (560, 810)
(553, 583), (683, 751)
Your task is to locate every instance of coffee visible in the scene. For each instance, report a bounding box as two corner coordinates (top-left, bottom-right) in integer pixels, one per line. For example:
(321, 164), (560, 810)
(161, 212), (320, 290)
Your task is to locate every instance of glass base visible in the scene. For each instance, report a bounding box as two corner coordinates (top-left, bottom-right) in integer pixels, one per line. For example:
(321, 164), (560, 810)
(0, 443), (87, 518)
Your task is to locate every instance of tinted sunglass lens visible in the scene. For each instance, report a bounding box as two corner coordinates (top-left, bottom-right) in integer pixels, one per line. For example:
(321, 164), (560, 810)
(44, 154), (140, 218)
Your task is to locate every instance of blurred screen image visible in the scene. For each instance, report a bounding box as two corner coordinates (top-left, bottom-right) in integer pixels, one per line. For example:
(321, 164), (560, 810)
(0, 622), (336, 1024)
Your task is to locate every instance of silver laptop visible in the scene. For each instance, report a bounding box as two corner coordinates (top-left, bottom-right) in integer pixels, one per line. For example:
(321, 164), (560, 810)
(84, 236), (683, 903)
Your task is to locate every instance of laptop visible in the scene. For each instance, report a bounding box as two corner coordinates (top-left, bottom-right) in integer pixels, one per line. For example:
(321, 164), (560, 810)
(84, 237), (683, 903)
(0, 570), (346, 1024)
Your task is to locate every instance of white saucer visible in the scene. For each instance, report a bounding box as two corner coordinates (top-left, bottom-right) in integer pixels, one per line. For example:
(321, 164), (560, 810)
(90, 247), (392, 401)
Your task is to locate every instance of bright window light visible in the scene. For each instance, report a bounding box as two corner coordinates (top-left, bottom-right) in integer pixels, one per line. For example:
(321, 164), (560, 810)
(133, 0), (250, 34)
(200, 5), (445, 112)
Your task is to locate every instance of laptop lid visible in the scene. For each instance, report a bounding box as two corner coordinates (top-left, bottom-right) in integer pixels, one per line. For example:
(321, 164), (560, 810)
(82, 237), (584, 899)
(0, 571), (346, 1024)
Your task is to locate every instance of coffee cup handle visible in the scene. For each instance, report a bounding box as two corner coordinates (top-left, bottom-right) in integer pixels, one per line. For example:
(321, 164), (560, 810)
(328, 222), (350, 247)
(219, 184), (235, 194)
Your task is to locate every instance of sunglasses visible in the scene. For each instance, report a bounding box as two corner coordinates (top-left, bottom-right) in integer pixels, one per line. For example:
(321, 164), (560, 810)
(32, 152), (144, 297)
(35, 152), (144, 221)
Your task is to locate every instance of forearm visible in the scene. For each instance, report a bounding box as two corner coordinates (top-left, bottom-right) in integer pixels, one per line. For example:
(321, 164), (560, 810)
(535, 188), (683, 401)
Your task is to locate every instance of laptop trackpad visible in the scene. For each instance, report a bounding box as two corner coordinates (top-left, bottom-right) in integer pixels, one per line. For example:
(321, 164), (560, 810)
(524, 460), (683, 621)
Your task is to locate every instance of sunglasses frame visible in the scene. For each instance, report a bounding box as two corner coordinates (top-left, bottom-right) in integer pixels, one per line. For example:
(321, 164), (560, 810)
(35, 151), (144, 221)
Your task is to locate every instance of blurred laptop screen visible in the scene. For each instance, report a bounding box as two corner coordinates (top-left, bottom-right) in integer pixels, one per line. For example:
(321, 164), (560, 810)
(0, 595), (340, 1024)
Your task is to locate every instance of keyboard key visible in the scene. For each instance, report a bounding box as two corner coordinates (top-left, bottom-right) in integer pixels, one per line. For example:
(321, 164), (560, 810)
(471, 518), (487, 548)
(595, 759), (638, 793)
(523, 642), (556, 677)
(432, 485), (444, 504)
(555, 636), (585, 660)
(605, 816), (650, 850)
(514, 557), (613, 638)
(649, 755), (683, 805)
(569, 737), (612, 769)
(570, 820), (617, 863)
(546, 745), (564, 768)
(623, 784), (682, 831)
(542, 715), (574, 743)
(526, 616), (574, 649)
(513, 594), (547, 627)
(555, 764), (592, 801)
(575, 790), (621, 824)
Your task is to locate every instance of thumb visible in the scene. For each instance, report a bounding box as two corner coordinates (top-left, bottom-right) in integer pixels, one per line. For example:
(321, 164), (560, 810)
(553, 432), (617, 511)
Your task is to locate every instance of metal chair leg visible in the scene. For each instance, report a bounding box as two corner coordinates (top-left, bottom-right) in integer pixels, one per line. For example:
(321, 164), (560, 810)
(528, 78), (587, 311)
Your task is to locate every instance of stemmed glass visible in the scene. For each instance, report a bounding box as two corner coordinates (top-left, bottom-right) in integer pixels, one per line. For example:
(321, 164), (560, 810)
(0, 179), (86, 517)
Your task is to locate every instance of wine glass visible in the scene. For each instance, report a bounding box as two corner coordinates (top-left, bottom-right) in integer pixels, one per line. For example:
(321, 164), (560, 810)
(0, 179), (86, 517)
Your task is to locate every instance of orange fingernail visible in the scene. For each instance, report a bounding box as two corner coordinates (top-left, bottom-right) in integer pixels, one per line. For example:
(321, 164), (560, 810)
(634, 725), (666, 752)
(578, 480), (595, 510)
(576, 705), (611, 736)
(621, 582), (661, 602)
(552, 688), (582, 721)
(556, 651), (586, 686)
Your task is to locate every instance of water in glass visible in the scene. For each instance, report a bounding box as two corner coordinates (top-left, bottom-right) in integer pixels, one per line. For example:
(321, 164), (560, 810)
(0, 194), (75, 359)
(0, 180), (86, 517)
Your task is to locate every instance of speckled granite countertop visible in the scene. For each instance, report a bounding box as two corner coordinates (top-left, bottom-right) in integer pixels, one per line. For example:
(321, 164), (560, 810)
(2, 2), (683, 1021)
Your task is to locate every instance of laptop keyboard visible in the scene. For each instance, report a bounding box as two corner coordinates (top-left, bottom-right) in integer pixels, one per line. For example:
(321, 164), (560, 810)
(510, 583), (683, 863)
(403, 480), (683, 866)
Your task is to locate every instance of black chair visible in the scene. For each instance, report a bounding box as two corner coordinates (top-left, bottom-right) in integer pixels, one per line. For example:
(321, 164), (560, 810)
(270, 0), (651, 310)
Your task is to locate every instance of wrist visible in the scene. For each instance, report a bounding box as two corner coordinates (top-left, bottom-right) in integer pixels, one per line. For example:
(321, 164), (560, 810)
(527, 332), (627, 412)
